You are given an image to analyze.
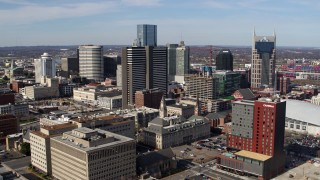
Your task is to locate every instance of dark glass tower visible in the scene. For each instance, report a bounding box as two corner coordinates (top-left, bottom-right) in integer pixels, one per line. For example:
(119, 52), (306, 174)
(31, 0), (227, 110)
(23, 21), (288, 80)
(216, 49), (233, 71)
(137, 24), (157, 47)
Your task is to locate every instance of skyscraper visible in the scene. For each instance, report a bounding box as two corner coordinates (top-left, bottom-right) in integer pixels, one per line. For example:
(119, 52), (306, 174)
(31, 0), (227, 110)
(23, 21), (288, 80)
(251, 30), (276, 89)
(78, 45), (104, 82)
(103, 55), (121, 77)
(34, 52), (56, 83)
(137, 24), (157, 47)
(122, 46), (167, 109)
(216, 49), (233, 71)
(167, 41), (190, 83)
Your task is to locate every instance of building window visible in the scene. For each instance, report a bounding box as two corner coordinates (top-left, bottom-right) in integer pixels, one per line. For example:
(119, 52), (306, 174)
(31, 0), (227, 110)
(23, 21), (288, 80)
(285, 123), (288, 127)
(296, 125), (300, 129)
(302, 126), (306, 130)
(290, 124), (294, 128)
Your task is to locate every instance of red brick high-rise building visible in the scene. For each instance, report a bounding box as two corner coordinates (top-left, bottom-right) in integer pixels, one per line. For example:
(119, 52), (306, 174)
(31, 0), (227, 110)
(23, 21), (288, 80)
(218, 98), (286, 180)
(0, 114), (18, 143)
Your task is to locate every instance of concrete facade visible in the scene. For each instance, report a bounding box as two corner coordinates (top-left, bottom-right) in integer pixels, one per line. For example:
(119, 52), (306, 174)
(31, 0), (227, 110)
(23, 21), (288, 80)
(51, 128), (136, 180)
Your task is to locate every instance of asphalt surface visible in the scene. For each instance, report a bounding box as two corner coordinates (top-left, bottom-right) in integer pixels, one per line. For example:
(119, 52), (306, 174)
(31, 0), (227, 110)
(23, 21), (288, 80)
(2, 156), (30, 170)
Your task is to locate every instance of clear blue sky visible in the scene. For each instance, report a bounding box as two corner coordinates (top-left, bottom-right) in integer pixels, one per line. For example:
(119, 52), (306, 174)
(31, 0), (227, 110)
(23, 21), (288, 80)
(0, 0), (319, 47)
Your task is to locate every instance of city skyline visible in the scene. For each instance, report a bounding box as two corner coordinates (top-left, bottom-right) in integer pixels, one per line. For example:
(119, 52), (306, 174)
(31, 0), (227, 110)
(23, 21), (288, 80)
(0, 0), (320, 47)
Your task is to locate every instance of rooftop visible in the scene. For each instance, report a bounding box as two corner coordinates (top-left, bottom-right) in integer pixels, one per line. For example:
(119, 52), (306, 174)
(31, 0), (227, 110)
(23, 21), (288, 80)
(283, 99), (320, 126)
(41, 123), (77, 131)
(168, 103), (194, 109)
(235, 150), (271, 161)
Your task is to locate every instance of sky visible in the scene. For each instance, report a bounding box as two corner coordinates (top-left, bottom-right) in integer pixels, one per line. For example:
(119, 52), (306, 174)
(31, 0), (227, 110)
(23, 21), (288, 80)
(0, 0), (320, 47)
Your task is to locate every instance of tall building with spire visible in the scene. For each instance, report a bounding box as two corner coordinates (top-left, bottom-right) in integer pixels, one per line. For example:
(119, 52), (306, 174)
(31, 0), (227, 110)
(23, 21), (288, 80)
(251, 30), (276, 89)
(159, 96), (167, 118)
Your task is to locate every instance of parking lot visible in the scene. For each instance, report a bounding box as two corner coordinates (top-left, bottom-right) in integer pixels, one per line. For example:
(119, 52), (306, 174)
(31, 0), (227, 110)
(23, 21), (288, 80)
(276, 159), (320, 180)
(172, 135), (227, 164)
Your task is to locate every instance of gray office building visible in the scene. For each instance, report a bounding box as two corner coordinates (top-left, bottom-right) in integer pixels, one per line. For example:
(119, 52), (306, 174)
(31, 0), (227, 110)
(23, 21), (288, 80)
(78, 45), (104, 82)
(122, 46), (167, 109)
(251, 30), (276, 89)
(167, 41), (190, 83)
(137, 24), (157, 47)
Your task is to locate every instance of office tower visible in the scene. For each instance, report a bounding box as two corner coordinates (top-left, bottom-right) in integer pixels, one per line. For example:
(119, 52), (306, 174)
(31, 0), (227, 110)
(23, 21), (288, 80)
(61, 57), (79, 78)
(137, 24), (157, 46)
(216, 49), (233, 71)
(218, 98), (286, 179)
(167, 41), (190, 83)
(103, 55), (121, 77)
(251, 30), (276, 89)
(34, 52), (56, 83)
(78, 45), (104, 82)
(30, 123), (77, 175)
(51, 128), (136, 180)
(122, 46), (167, 109)
(184, 74), (219, 100)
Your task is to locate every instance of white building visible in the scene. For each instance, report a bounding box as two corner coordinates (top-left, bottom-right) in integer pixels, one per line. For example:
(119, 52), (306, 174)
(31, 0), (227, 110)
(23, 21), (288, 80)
(284, 99), (320, 136)
(97, 95), (122, 109)
(34, 53), (56, 83)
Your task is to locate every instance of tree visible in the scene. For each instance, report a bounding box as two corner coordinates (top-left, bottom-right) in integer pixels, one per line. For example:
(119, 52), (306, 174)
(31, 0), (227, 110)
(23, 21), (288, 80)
(20, 142), (31, 156)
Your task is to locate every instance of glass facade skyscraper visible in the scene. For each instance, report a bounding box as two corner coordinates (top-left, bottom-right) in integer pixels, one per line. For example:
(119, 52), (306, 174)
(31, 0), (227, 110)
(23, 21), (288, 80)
(216, 49), (233, 71)
(251, 31), (276, 89)
(137, 24), (157, 47)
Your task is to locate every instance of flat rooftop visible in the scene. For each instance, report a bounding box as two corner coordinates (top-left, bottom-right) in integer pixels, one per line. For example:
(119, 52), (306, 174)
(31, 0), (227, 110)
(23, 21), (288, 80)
(41, 123), (77, 130)
(235, 150), (271, 161)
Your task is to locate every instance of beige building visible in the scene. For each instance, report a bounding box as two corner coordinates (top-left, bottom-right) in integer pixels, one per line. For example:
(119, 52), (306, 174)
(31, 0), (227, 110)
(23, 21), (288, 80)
(167, 103), (194, 119)
(71, 114), (135, 138)
(51, 127), (136, 180)
(143, 115), (210, 149)
(73, 86), (121, 104)
(30, 123), (77, 175)
(23, 77), (59, 100)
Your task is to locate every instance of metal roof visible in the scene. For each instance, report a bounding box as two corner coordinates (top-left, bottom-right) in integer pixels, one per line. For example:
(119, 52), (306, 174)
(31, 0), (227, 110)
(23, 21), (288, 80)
(284, 99), (320, 126)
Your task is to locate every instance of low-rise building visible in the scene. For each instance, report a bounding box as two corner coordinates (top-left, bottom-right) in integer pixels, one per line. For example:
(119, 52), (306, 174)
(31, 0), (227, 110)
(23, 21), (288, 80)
(135, 88), (163, 109)
(97, 94), (122, 110)
(22, 78), (59, 100)
(0, 114), (18, 143)
(71, 115), (135, 138)
(311, 94), (320, 105)
(30, 123), (77, 175)
(73, 86), (121, 105)
(0, 103), (29, 118)
(51, 127), (136, 180)
(167, 103), (194, 119)
(59, 83), (77, 97)
(143, 115), (210, 149)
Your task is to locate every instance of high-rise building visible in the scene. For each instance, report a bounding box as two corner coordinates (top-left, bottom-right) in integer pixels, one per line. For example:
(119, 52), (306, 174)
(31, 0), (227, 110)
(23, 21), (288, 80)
(251, 30), (276, 89)
(137, 24), (157, 46)
(61, 57), (79, 78)
(217, 98), (286, 179)
(0, 114), (18, 143)
(103, 55), (121, 77)
(34, 53), (56, 83)
(216, 49), (233, 71)
(167, 41), (190, 83)
(184, 74), (219, 100)
(51, 128), (136, 180)
(122, 46), (167, 109)
(78, 45), (104, 82)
